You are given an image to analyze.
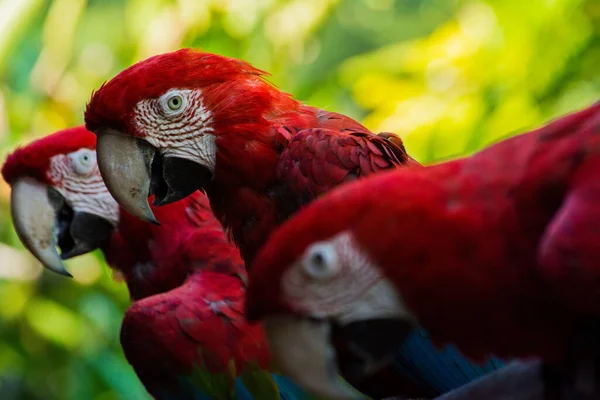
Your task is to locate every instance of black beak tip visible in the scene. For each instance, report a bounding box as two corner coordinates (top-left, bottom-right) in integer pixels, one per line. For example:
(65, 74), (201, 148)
(51, 265), (73, 278)
(147, 215), (161, 226)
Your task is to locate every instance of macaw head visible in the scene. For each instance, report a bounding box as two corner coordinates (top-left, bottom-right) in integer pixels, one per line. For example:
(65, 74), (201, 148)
(84, 48), (296, 224)
(245, 171), (421, 399)
(2, 126), (119, 276)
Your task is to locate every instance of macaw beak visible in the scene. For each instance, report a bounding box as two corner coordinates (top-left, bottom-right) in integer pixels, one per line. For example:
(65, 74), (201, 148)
(11, 178), (69, 276)
(263, 316), (366, 400)
(263, 315), (413, 399)
(10, 177), (114, 277)
(95, 128), (211, 224)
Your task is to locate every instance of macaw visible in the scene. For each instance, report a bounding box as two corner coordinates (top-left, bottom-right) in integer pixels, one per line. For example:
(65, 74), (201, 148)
(2, 126), (312, 400)
(84, 48), (418, 265)
(82, 48), (506, 398)
(243, 102), (600, 398)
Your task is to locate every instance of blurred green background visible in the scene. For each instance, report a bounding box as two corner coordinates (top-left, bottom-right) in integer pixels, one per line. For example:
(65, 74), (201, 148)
(0, 0), (598, 399)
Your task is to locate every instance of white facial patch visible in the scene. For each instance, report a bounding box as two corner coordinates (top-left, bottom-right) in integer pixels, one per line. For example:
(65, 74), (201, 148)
(48, 150), (120, 226)
(133, 88), (217, 173)
(281, 231), (415, 324)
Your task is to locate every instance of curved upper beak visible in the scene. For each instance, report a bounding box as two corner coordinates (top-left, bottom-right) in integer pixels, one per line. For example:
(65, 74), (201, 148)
(263, 316), (367, 400)
(263, 315), (415, 400)
(95, 129), (212, 224)
(95, 129), (159, 224)
(10, 178), (116, 277)
(10, 178), (70, 276)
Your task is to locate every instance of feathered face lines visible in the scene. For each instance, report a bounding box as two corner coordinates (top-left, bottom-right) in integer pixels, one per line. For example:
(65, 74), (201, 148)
(252, 230), (412, 400)
(88, 49), (294, 224)
(85, 48), (271, 137)
(132, 88), (217, 171)
(90, 84), (218, 224)
(2, 126), (98, 185)
(273, 231), (410, 324)
(2, 127), (118, 226)
(4, 127), (120, 276)
(47, 148), (119, 226)
(244, 182), (419, 399)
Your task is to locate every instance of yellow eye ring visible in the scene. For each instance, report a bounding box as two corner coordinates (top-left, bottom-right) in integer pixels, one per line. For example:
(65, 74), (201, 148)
(167, 95), (183, 111)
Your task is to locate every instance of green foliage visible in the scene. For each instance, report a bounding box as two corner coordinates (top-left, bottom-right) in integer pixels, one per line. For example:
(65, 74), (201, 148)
(0, 0), (598, 399)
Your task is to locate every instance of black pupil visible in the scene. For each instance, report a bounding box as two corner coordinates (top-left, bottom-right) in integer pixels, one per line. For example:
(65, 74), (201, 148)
(312, 252), (325, 268)
(171, 97), (180, 106)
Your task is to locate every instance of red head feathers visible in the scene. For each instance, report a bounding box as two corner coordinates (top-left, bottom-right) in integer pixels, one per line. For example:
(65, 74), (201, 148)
(2, 126), (96, 185)
(245, 103), (600, 398)
(84, 48), (283, 137)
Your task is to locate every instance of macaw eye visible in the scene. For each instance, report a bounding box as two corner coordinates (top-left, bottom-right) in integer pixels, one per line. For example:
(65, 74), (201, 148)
(301, 242), (340, 280)
(71, 149), (96, 176)
(167, 94), (183, 111)
(158, 90), (187, 116)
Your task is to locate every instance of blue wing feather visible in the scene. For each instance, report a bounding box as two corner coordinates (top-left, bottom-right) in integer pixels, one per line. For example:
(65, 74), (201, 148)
(151, 374), (314, 400)
(151, 329), (505, 399)
(392, 329), (506, 394)
(272, 374), (316, 400)
(233, 378), (255, 400)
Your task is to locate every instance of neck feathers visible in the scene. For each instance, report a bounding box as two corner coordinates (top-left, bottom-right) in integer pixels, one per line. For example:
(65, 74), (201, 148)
(104, 192), (242, 300)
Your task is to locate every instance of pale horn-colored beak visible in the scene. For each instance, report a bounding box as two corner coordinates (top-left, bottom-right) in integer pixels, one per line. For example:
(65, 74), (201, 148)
(10, 178), (71, 277)
(95, 129), (159, 225)
(263, 316), (367, 400)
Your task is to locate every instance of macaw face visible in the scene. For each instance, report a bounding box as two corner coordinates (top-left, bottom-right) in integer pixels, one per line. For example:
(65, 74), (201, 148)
(91, 88), (215, 226)
(4, 129), (119, 276)
(84, 48), (273, 224)
(246, 192), (417, 399)
(262, 232), (414, 399)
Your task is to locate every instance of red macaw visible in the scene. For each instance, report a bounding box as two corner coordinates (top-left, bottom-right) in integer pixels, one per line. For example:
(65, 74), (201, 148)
(2, 126), (313, 400)
(83, 48), (417, 265)
(82, 49), (508, 399)
(244, 102), (600, 398)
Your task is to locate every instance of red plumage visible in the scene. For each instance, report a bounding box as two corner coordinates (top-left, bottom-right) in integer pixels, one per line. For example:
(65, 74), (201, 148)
(3, 127), (278, 399)
(85, 49), (272, 136)
(2, 126), (96, 185)
(82, 50), (430, 397)
(104, 193), (246, 300)
(107, 196), (277, 397)
(100, 192), (278, 396)
(121, 271), (271, 390)
(84, 48), (418, 264)
(247, 101), (600, 365)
